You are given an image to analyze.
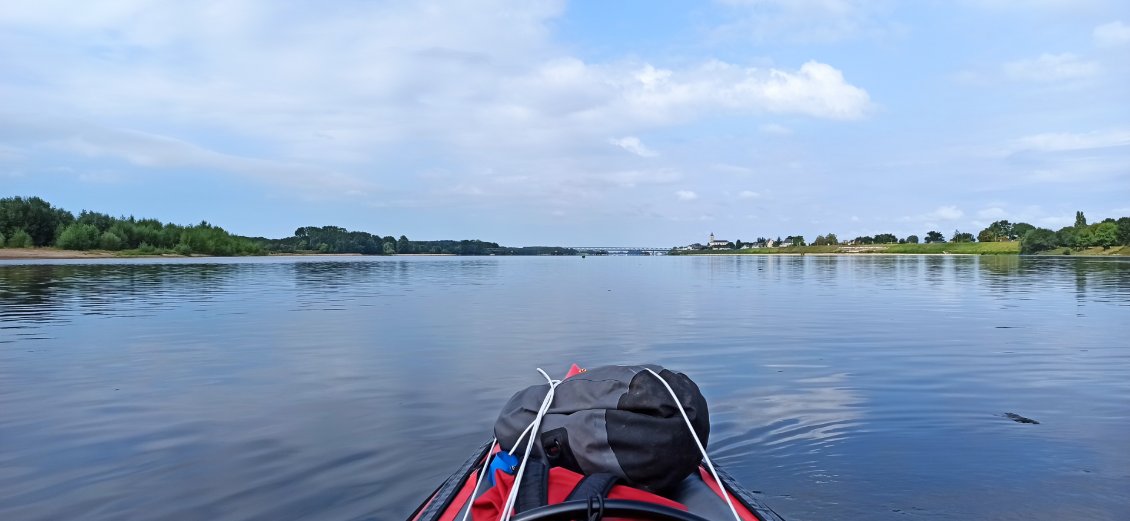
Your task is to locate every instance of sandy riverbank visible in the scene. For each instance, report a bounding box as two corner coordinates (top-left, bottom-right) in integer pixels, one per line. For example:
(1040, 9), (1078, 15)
(0, 248), (124, 260)
(0, 249), (459, 260)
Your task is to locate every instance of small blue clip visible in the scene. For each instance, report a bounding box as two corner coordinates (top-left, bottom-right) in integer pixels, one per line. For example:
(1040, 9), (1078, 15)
(486, 451), (520, 486)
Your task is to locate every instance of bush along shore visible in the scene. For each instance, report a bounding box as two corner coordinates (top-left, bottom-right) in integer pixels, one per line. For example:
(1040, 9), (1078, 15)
(673, 213), (1130, 256)
(0, 196), (577, 257)
(673, 242), (1027, 255)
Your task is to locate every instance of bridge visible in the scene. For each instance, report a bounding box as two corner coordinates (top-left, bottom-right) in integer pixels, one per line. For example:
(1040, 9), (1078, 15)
(569, 246), (674, 255)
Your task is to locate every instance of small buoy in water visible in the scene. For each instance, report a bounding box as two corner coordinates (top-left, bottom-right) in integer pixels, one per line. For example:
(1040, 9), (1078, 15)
(582, 255), (586, 258)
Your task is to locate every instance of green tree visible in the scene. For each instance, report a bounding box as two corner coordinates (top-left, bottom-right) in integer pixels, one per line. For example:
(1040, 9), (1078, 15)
(1056, 226), (1078, 248)
(951, 230), (975, 243)
(1075, 227), (1095, 248)
(0, 231), (5, 247)
(0, 196), (75, 246)
(1116, 217), (1130, 245)
(906, 234), (919, 244)
(7, 229), (33, 248)
(56, 223), (101, 250)
(812, 234), (839, 246)
(1012, 222), (1035, 240)
(1074, 211), (1087, 229)
(1021, 228), (1058, 254)
(99, 231), (123, 250)
(1091, 222), (1118, 249)
(77, 210), (116, 233)
(383, 241), (396, 254)
(924, 231), (945, 243)
(978, 220), (1014, 242)
(874, 233), (897, 244)
(397, 234), (412, 254)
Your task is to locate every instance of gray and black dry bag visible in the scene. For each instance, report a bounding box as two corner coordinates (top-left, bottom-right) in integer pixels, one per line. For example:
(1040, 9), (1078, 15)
(493, 364), (709, 493)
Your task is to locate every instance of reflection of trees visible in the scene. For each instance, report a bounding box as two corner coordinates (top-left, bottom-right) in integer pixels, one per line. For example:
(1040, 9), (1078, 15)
(0, 259), (510, 328)
(923, 255), (949, 288)
(807, 256), (839, 286)
(289, 258), (502, 308)
(1065, 258), (1130, 303)
(0, 265), (68, 324)
(0, 263), (242, 326)
(975, 256), (1130, 303)
(291, 260), (401, 294)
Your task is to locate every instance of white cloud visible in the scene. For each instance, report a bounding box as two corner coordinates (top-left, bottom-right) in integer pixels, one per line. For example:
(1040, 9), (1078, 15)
(538, 60), (871, 122)
(1037, 214), (1072, 227)
(2, 116), (373, 197)
(714, 0), (902, 44)
(1003, 53), (1099, 82)
(1094, 21), (1130, 47)
(977, 207), (1008, 219)
(0, 0), (870, 213)
(927, 205), (964, 220)
(77, 170), (125, 184)
(1007, 130), (1130, 154)
(609, 136), (658, 157)
(675, 190), (699, 201)
(759, 123), (792, 135)
(737, 190), (761, 199)
(711, 163), (754, 175)
(0, 145), (23, 161)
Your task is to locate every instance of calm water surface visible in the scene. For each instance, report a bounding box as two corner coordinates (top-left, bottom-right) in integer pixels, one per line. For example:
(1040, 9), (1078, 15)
(1, 256), (1128, 520)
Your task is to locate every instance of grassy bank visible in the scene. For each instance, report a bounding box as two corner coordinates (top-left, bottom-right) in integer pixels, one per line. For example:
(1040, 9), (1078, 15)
(1033, 245), (1130, 256)
(675, 242), (1022, 255)
(884, 242), (1020, 254)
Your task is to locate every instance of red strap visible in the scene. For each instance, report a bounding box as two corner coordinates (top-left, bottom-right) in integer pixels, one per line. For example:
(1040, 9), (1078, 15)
(471, 468), (686, 521)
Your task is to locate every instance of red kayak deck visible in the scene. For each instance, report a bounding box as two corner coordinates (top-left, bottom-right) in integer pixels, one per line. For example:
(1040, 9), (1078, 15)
(409, 441), (785, 521)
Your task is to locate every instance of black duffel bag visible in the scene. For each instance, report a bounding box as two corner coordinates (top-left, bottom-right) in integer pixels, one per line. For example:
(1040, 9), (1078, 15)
(494, 364), (709, 493)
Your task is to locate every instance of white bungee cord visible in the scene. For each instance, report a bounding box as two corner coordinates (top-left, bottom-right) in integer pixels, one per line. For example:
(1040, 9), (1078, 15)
(459, 439), (498, 521)
(644, 368), (742, 521)
(498, 368), (561, 521)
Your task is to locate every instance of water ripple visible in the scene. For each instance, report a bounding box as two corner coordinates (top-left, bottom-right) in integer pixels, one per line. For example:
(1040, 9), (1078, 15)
(1, 256), (1128, 520)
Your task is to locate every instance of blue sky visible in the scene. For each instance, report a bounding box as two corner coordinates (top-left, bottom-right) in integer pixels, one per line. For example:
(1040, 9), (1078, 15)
(2, 0), (1128, 246)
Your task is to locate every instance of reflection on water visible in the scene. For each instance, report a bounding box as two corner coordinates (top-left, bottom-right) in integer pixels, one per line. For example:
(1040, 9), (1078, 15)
(1, 256), (1128, 520)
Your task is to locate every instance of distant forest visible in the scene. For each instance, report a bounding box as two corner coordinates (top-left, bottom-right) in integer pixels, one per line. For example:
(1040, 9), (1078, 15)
(0, 197), (576, 257)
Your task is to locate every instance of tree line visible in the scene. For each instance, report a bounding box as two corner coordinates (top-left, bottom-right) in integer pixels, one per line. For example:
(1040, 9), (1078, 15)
(0, 197), (577, 256)
(255, 226), (575, 255)
(1016, 212), (1130, 254)
(690, 211), (1130, 254)
(1, 196), (264, 255)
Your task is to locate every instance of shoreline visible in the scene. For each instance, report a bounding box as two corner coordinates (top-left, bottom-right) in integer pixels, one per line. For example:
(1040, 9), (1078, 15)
(0, 248), (455, 260)
(2, 247), (1127, 260)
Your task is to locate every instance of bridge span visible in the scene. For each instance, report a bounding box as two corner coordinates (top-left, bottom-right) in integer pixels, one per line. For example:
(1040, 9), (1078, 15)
(569, 246), (674, 255)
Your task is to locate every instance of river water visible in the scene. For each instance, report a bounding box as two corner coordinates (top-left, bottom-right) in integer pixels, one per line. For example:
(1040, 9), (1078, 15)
(1, 255), (1128, 520)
